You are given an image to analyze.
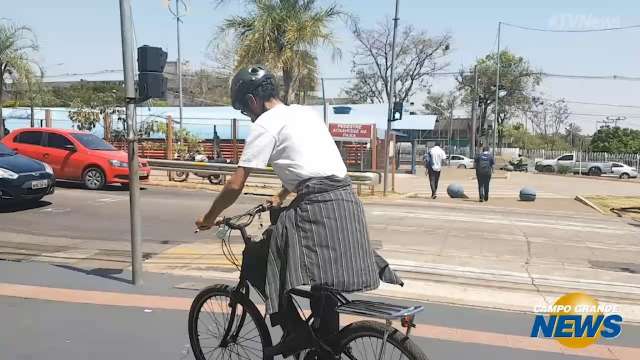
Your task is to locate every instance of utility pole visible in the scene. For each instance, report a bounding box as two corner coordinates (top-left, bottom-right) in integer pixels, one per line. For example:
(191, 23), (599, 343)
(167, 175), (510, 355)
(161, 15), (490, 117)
(606, 115), (626, 127)
(119, 0), (143, 285)
(448, 103), (454, 154)
(470, 65), (478, 158)
(168, 0), (186, 130)
(384, 0), (400, 196)
(494, 21), (502, 156)
(321, 77), (328, 125)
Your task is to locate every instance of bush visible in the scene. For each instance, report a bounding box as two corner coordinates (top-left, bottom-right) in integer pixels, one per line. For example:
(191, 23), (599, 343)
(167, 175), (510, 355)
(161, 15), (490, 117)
(557, 165), (572, 175)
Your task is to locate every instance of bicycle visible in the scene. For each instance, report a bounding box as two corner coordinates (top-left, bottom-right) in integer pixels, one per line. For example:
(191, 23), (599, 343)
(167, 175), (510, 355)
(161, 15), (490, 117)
(188, 204), (428, 360)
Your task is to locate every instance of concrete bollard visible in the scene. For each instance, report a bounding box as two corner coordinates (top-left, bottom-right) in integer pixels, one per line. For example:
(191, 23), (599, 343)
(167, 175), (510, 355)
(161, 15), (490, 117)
(519, 187), (537, 201)
(447, 183), (466, 198)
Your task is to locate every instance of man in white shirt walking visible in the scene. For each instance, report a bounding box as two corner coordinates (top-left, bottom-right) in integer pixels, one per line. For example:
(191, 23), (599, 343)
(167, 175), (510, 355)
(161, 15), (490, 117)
(425, 142), (447, 199)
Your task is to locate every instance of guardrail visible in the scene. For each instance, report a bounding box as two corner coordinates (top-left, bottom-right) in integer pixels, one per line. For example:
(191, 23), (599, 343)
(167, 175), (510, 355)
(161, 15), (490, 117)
(146, 159), (381, 186)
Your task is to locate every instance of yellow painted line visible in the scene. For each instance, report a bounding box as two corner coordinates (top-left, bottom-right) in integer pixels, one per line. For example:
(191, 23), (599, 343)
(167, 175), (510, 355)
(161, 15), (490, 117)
(0, 282), (638, 359)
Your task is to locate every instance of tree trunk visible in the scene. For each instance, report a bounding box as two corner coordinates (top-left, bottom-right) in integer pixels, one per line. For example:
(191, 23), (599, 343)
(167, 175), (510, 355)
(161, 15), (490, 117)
(0, 76), (4, 138)
(30, 103), (35, 128)
(281, 67), (294, 105)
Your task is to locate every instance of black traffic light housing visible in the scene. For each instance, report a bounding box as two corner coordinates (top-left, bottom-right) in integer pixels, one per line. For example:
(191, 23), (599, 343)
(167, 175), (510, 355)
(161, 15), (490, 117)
(137, 45), (168, 102)
(391, 101), (403, 121)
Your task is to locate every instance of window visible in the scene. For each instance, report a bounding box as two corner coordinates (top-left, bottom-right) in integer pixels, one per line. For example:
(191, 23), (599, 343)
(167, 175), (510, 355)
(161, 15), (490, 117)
(451, 155), (462, 161)
(558, 155), (573, 161)
(16, 131), (43, 146)
(46, 133), (74, 150)
(612, 163), (622, 168)
(71, 133), (115, 151)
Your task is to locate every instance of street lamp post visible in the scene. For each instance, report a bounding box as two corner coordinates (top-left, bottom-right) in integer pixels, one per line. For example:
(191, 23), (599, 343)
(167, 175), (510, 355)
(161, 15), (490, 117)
(383, 0), (400, 196)
(168, 0), (187, 130)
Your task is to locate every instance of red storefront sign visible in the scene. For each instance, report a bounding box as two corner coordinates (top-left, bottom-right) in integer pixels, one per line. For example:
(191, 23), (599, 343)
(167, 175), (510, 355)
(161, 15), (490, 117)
(329, 123), (373, 142)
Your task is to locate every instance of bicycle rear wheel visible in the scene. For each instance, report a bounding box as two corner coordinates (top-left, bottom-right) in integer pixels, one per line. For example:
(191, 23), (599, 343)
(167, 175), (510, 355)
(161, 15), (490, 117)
(336, 320), (428, 360)
(188, 284), (273, 360)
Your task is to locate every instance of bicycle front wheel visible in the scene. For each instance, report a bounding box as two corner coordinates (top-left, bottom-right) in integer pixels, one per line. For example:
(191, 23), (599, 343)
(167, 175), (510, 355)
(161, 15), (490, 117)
(336, 320), (428, 360)
(188, 284), (273, 360)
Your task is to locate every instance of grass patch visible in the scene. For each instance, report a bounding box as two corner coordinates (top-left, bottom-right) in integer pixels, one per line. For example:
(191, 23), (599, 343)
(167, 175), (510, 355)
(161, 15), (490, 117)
(585, 196), (640, 220)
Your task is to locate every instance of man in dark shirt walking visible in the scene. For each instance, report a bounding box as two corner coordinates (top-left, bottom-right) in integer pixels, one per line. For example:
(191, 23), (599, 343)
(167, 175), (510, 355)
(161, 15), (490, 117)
(474, 146), (495, 202)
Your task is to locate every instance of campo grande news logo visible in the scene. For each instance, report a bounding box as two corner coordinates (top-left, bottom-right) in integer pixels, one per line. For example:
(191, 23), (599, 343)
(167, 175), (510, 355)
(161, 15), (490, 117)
(530, 292), (623, 348)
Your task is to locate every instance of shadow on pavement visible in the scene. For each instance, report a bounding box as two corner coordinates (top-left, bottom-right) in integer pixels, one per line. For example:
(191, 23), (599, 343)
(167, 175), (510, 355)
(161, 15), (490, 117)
(54, 265), (132, 285)
(0, 200), (52, 213)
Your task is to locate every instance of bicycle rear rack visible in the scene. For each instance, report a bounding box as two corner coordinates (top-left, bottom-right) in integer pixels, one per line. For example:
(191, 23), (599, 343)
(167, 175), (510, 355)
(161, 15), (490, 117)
(289, 287), (423, 337)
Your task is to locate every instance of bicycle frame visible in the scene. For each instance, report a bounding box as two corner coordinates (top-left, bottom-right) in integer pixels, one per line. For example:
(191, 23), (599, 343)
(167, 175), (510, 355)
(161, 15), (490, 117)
(206, 204), (423, 358)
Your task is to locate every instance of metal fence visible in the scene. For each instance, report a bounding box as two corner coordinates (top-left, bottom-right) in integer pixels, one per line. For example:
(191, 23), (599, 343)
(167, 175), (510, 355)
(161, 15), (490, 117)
(521, 149), (640, 168)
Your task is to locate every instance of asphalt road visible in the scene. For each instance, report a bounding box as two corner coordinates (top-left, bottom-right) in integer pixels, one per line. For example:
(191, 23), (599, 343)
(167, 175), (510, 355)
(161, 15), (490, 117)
(1, 183), (637, 278)
(1, 261), (638, 360)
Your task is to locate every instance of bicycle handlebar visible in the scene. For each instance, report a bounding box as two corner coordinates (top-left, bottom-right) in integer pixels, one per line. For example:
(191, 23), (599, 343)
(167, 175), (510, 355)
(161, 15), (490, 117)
(194, 203), (272, 234)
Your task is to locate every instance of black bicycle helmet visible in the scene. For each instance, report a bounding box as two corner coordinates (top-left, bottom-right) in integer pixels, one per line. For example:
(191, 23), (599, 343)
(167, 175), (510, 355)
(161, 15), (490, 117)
(230, 65), (275, 111)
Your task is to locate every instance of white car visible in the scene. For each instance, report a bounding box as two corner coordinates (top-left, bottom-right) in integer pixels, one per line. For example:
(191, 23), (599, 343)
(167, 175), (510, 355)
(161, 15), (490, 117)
(611, 162), (638, 179)
(448, 155), (474, 169)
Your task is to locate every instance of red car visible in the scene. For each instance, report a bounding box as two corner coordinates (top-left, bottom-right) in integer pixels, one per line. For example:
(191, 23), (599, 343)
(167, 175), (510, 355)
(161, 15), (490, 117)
(1, 128), (151, 190)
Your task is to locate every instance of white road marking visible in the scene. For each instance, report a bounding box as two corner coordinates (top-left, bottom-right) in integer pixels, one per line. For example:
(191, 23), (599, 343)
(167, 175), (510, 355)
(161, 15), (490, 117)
(96, 197), (123, 203)
(39, 208), (71, 213)
(369, 210), (632, 234)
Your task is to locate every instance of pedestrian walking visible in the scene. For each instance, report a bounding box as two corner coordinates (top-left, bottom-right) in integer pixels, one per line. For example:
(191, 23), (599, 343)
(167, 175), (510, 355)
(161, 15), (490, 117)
(424, 142), (447, 199)
(475, 145), (495, 202)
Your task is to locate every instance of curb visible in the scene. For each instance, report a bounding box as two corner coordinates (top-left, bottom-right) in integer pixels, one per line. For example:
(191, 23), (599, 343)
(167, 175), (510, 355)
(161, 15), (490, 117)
(575, 195), (606, 215)
(386, 259), (640, 301)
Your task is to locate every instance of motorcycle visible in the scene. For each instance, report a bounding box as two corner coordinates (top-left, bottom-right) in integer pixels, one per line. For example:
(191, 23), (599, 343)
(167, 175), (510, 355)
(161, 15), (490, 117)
(172, 152), (230, 184)
(505, 159), (529, 172)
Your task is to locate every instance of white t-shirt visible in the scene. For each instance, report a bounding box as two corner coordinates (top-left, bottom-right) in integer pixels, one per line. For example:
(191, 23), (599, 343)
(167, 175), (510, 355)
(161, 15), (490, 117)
(238, 104), (347, 191)
(429, 146), (447, 171)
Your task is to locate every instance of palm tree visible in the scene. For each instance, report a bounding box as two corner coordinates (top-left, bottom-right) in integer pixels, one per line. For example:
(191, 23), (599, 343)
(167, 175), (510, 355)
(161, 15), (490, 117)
(217, 0), (344, 104)
(0, 21), (39, 137)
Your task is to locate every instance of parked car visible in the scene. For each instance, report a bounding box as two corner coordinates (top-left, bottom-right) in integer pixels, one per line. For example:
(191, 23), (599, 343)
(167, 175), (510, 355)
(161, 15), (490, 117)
(535, 153), (612, 176)
(1, 128), (151, 190)
(0, 142), (55, 203)
(610, 162), (638, 179)
(448, 155), (474, 169)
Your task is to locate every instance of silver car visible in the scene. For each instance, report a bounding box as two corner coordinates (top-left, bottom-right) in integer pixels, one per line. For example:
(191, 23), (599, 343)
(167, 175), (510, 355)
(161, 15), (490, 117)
(448, 155), (474, 169)
(611, 162), (638, 179)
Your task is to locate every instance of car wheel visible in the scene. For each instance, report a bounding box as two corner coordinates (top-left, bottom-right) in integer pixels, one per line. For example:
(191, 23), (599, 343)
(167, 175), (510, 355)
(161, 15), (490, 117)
(543, 165), (554, 173)
(457, 164), (467, 169)
(620, 173), (630, 179)
(83, 167), (106, 190)
(588, 167), (602, 177)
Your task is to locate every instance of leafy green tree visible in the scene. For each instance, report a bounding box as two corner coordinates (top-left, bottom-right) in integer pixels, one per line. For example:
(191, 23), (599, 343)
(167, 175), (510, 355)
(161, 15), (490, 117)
(217, 0), (344, 104)
(457, 50), (542, 148)
(53, 83), (125, 136)
(590, 127), (640, 153)
(0, 21), (39, 137)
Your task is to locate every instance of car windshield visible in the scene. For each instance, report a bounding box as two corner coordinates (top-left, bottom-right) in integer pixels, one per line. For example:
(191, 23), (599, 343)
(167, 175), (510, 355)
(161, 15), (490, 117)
(71, 133), (116, 151)
(0, 143), (15, 156)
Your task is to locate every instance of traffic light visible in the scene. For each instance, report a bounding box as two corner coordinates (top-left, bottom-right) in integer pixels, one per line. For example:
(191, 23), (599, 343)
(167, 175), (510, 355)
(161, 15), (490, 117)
(137, 45), (168, 102)
(391, 101), (403, 121)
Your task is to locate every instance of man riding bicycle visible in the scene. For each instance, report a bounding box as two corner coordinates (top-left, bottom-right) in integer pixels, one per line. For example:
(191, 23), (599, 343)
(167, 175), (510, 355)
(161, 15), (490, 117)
(196, 65), (402, 356)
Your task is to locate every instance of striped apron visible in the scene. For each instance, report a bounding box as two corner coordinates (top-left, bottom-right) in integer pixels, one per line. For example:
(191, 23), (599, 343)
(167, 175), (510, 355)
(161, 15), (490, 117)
(264, 176), (403, 314)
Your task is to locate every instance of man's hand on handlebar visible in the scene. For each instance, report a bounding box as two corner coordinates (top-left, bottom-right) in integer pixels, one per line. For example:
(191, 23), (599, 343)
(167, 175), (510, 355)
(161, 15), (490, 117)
(267, 194), (283, 209)
(195, 216), (224, 231)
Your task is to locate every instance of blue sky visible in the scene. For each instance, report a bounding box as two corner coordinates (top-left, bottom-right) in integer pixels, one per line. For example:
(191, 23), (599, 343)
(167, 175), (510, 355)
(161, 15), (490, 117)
(5, 0), (640, 132)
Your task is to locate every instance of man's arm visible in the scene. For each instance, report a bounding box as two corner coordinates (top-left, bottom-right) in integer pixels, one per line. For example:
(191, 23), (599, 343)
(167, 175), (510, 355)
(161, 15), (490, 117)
(196, 167), (251, 230)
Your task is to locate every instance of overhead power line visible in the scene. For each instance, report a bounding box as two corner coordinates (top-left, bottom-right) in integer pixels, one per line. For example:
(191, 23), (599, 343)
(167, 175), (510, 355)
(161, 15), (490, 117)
(502, 22), (640, 33)
(43, 70), (123, 79)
